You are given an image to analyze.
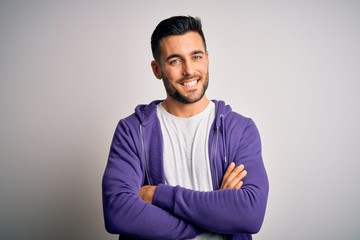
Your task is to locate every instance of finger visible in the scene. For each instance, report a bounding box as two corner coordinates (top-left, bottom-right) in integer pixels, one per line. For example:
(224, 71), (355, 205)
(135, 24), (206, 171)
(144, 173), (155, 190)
(234, 181), (244, 190)
(222, 164), (245, 189)
(222, 165), (243, 189)
(220, 162), (235, 189)
(223, 168), (247, 189)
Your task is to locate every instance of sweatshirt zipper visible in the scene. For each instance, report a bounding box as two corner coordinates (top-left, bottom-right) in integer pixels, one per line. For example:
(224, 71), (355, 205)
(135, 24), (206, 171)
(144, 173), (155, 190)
(215, 125), (227, 240)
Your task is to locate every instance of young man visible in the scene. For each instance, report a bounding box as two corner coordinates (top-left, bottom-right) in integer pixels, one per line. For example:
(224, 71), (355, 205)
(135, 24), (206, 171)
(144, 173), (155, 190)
(102, 16), (269, 240)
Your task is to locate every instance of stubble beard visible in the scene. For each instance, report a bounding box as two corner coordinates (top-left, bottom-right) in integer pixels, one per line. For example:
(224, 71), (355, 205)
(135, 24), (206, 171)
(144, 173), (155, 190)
(162, 72), (209, 104)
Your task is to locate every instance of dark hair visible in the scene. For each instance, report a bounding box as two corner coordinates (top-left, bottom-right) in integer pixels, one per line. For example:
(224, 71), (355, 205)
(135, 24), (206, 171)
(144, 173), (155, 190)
(151, 16), (207, 61)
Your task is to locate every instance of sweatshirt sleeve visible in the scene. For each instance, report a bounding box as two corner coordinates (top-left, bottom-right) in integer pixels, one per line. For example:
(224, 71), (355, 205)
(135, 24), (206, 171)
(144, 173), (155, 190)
(102, 120), (204, 239)
(152, 119), (269, 234)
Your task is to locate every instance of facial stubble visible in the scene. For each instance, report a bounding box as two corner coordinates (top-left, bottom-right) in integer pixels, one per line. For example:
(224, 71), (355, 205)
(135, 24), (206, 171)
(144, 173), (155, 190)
(162, 72), (209, 104)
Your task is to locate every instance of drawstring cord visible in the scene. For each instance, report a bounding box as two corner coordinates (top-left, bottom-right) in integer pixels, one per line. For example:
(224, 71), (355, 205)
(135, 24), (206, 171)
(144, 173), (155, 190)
(139, 124), (151, 185)
(213, 126), (220, 189)
(214, 113), (228, 189)
(220, 114), (228, 164)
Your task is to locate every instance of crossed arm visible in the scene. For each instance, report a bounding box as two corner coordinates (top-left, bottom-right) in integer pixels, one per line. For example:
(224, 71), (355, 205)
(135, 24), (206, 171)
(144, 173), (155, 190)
(103, 118), (268, 238)
(139, 162), (247, 204)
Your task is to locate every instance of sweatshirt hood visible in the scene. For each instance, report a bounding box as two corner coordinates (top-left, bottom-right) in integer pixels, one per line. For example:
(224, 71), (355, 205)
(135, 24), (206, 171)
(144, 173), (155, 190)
(213, 100), (232, 128)
(134, 99), (233, 126)
(134, 100), (163, 126)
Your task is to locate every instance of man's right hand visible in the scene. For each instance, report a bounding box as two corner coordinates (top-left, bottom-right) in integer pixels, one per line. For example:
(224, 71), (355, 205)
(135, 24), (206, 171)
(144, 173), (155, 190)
(220, 162), (247, 190)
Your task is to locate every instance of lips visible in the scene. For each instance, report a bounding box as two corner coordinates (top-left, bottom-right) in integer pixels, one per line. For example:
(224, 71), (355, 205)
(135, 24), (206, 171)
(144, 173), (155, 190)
(180, 76), (201, 88)
(183, 80), (198, 87)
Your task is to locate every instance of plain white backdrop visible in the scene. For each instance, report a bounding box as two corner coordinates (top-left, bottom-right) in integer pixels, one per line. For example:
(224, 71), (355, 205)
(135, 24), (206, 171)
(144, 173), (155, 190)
(1, 1), (359, 239)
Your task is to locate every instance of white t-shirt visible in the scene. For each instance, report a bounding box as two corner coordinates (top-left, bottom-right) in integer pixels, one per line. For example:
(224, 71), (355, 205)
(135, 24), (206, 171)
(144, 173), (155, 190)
(157, 102), (223, 240)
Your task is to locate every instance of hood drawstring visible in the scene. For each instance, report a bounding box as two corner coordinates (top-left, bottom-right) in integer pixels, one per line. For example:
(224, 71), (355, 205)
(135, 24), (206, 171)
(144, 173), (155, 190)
(213, 104), (229, 189)
(213, 113), (228, 189)
(139, 124), (151, 185)
(220, 114), (228, 164)
(213, 125), (220, 189)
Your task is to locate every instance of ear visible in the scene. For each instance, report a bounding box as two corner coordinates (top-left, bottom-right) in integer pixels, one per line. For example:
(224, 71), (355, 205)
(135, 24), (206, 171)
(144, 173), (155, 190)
(151, 60), (162, 79)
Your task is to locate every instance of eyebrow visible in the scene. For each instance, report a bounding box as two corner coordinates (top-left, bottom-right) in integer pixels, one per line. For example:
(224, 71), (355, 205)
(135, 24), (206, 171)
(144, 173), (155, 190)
(165, 50), (205, 61)
(166, 54), (181, 61)
(192, 50), (205, 55)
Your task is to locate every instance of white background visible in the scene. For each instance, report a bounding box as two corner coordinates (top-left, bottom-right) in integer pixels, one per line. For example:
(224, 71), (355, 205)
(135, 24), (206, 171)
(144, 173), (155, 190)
(1, 1), (359, 239)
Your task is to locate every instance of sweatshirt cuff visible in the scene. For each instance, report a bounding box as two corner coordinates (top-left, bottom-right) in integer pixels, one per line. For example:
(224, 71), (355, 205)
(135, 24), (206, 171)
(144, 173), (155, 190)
(153, 184), (176, 213)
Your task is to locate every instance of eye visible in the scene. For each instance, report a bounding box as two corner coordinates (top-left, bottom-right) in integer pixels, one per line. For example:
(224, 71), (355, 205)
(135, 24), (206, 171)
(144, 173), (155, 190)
(169, 59), (182, 65)
(193, 55), (202, 60)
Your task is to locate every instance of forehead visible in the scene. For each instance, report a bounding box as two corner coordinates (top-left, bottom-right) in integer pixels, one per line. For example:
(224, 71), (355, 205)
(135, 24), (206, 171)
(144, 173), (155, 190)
(159, 31), (205, 58)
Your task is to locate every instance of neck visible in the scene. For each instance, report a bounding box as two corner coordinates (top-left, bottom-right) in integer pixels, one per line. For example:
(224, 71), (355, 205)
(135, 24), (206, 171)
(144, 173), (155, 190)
(162, 96), (210, 118)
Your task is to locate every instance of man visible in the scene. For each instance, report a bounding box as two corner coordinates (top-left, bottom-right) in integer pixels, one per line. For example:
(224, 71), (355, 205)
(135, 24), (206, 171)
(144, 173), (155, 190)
(102, 16), (269, 240)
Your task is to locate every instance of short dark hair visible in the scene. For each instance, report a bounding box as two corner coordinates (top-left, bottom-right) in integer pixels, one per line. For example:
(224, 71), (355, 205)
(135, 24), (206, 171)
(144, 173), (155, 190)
(151, 16), (207, 61)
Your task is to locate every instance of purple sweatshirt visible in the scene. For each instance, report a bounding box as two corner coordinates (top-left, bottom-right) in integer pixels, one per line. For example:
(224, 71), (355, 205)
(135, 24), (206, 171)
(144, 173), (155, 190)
(102, 100), (269, 240)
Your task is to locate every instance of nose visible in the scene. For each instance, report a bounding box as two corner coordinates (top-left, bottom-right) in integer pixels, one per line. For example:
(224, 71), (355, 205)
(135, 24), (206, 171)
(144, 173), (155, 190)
(182, 60), (195, 76)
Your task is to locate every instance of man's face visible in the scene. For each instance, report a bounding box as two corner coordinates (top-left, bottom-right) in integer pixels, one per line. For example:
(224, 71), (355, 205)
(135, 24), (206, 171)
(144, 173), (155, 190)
(152, 31), (209, 104)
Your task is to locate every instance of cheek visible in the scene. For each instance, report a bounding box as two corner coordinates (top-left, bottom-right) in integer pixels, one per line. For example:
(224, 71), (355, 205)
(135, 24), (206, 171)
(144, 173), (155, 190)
(199, 62), (209, 73)
(163, 68), (182, 81)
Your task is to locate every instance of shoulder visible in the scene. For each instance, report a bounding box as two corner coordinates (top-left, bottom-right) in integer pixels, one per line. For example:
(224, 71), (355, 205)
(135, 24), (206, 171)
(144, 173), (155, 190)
(212, 99), (258, 132)
(226, 113), (259, 141)
(119, 100), (163, 129)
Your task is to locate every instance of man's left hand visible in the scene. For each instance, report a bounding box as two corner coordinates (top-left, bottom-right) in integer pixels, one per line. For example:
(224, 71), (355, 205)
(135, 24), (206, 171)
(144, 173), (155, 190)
(139, 185), (157, 204)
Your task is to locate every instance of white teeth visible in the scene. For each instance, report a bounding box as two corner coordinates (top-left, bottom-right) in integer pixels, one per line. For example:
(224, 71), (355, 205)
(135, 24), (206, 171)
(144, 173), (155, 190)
(183, 80), (197, 87)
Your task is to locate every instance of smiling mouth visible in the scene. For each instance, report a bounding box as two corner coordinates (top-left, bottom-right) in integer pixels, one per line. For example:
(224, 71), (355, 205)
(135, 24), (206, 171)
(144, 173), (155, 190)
(181, 79), (198, 87)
